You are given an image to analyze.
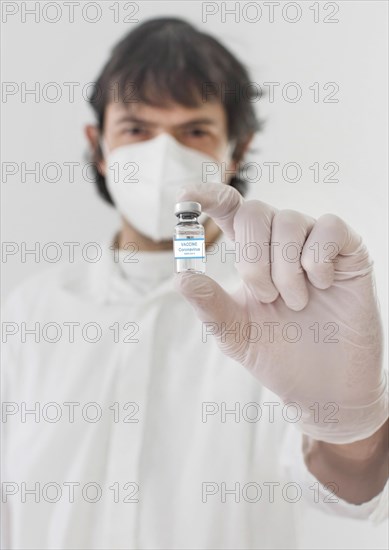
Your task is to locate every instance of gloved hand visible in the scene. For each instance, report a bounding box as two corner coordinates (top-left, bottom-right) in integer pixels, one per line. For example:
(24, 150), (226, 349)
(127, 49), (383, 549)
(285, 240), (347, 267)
(174, 183), (388, 444)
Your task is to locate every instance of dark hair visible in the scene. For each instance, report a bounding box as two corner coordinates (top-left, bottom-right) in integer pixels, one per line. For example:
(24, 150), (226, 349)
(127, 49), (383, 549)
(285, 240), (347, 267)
(88, 17), (262, 205)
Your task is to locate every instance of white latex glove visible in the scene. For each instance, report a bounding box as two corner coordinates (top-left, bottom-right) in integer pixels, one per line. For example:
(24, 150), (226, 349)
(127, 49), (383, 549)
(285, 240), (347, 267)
(174, 183), (388, 444)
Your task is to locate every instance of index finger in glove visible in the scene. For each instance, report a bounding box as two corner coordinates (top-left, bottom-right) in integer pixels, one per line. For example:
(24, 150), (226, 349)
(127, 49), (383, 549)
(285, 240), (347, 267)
(233, 200), (279, 303)
(176, 182), (243, 240)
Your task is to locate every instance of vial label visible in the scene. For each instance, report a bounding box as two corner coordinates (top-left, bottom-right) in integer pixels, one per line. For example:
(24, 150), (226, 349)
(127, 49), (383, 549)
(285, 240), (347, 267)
(174, 238), (205, 260)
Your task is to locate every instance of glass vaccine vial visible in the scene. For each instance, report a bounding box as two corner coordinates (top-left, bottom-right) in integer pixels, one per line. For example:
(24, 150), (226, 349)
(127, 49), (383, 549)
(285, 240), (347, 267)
(174, 201), (205, 274)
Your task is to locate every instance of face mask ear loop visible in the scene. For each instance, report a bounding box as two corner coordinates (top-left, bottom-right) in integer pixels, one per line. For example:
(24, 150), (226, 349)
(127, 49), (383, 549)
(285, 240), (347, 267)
(223, 139), (237, 166)
(99, 136), (109, 159)
(221, 139), (238, 185)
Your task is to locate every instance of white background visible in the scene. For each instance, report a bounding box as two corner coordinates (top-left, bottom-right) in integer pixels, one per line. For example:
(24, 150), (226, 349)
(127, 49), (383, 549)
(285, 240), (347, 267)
(1, 1), (388, 548)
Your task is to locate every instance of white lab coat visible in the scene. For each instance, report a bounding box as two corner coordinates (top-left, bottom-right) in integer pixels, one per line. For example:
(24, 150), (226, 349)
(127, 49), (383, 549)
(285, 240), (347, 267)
(1, 234), (387, 549)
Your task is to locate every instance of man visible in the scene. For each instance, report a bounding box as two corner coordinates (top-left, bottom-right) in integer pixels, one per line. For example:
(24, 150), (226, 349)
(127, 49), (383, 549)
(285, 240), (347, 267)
(2, 17), (388, 549)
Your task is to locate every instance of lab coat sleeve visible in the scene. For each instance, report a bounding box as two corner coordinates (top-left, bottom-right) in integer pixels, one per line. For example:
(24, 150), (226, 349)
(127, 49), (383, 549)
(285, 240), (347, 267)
(1, 289), (23, 550)
(1, 339), (15, 550)
(279, 423), (389, 524)
(0, 278), (43, 549)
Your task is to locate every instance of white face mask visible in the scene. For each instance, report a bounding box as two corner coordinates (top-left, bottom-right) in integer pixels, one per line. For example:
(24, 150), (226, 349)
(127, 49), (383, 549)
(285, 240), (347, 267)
(102, 133), (234, 242)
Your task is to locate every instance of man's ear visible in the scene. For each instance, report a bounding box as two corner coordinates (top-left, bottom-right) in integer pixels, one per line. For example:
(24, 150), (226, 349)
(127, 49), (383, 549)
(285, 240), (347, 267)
(228, 132), (254, 179)
(84, 124), (105, 176)
(232, 132), (254, 164)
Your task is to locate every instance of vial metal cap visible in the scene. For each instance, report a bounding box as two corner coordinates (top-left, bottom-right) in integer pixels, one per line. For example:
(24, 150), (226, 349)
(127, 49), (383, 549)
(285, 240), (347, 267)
(175, 201), (202, 216)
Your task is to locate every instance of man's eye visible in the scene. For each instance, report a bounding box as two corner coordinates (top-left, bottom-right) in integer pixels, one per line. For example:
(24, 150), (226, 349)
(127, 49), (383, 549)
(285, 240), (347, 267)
(120, 126), (147, 136)
(126, 127), (144, 135)
(187, 128), (208, 137)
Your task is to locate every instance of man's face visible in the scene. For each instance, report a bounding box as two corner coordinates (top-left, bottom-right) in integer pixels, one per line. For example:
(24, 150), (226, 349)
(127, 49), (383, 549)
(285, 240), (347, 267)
(85, 98), (242, 248)
(99, 99), (236, 175)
